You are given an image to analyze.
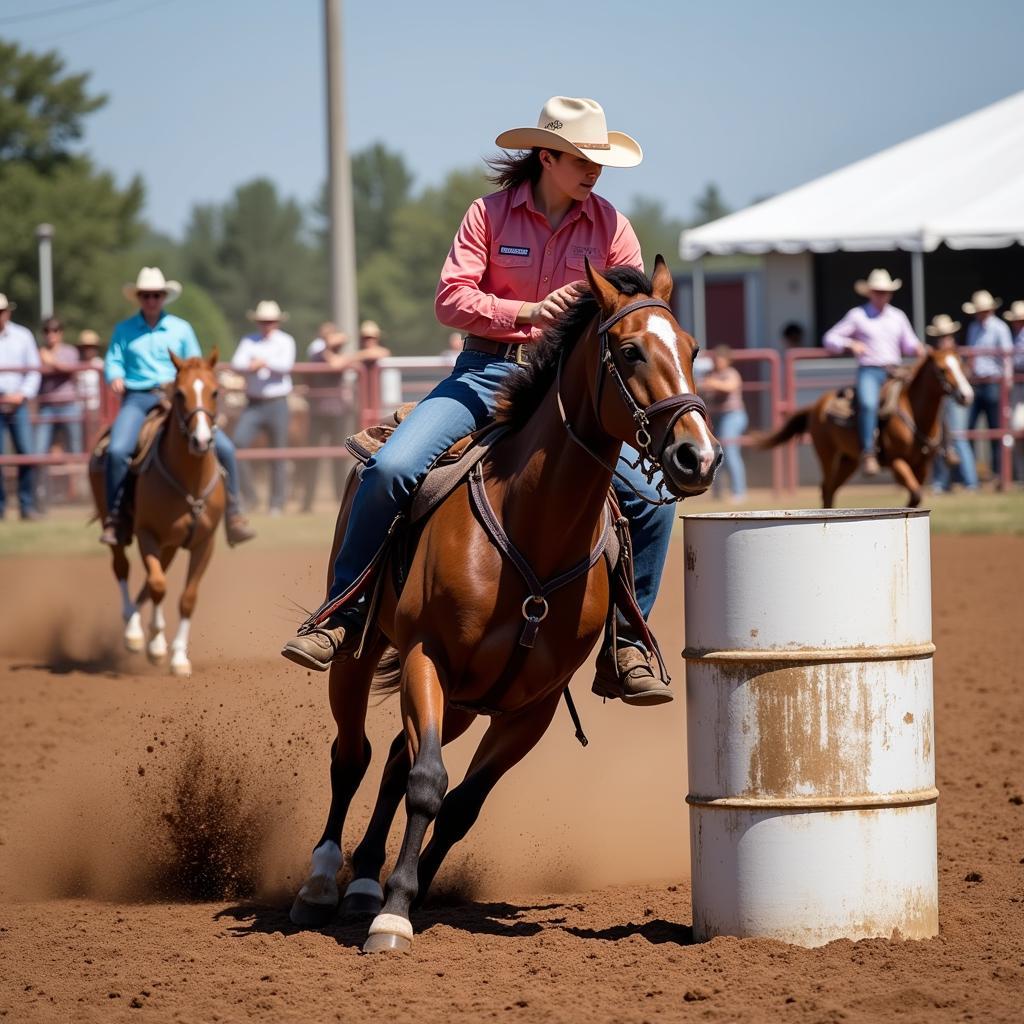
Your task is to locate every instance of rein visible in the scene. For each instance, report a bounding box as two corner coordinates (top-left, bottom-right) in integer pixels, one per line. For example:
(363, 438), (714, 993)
(152, 429), (222, 548)
(555, 297), (710, 507)
(895, 358), (952, 456)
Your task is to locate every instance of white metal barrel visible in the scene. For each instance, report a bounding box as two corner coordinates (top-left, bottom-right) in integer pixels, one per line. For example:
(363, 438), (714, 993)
(682, 509), (938, 947)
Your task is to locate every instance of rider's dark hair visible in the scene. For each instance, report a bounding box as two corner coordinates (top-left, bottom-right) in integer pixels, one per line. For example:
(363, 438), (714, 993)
(494, 265), (653, 430)
(486, 148), (561, 190)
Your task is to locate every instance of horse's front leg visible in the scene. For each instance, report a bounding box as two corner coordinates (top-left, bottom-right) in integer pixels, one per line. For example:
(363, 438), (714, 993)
(415, 690), (562, 906)
(890, 456), (924, 508)
(136, 530), (170, 662)
(115, 545), (146, 653)
(168, 532), (213, 677)
(363, 644), (448, 954)
(290, 636), (388, 928)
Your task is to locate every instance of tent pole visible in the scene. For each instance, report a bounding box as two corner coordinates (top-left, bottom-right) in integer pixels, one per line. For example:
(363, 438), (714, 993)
(693, 257), (707, 344)
(910, 249), (926, 339)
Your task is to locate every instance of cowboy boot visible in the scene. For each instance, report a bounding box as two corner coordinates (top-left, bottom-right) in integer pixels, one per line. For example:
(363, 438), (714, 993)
(861, 451), (881, 476)
(99, 512), (132, 547)
(225, 512), (257, 547)
(592, 643), (673, 707)
(281, 609), (364, 671)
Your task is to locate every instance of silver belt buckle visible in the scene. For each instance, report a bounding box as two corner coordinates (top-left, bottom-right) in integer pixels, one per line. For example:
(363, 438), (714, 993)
(513, 344), (527, 365)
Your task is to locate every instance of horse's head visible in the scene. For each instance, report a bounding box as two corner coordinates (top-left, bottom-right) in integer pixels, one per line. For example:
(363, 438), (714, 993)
(584, 256), (722, 496)
(927, 346), (973, 407)
(168, 349), (220, 455)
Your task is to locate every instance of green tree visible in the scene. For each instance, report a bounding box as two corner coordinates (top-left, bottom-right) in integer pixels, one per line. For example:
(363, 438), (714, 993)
(0, 39), (144, 333)
(691, 183), (731, 227)
(626, 196), (687, 272)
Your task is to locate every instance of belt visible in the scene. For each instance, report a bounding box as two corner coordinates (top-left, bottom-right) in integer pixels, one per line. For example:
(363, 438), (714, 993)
(463, 335), (527, 364)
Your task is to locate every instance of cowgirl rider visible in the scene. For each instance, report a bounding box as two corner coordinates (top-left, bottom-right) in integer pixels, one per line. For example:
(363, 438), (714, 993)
(282, 97), (675, 706)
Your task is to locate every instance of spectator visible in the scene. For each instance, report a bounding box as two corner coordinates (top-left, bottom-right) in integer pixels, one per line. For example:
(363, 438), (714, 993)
(1003, 300), (1024, 481)
(301, 329), (351, 513)
(441, 331), (463, 365)
(701, 345), (747, 501)
(74, 329), (104, 414)
(926, 314), (977, 494)
(358, 319), (388, 358)
(307, 320), (337, 359)
(231, 299), (296, 516)
(36, 316), (84, 458)
(0, 292), (41, 520)
(102, 267), (254, 546)
(962, 289), (1013, 479)
(780, 322), (805, 348)
(823, 268), (923, 476)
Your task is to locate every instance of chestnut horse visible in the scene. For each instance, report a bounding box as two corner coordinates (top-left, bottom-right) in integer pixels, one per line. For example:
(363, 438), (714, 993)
(290, 258), (721, 953)
(89, 352), (225, 675)
(759, 347), (974, 507)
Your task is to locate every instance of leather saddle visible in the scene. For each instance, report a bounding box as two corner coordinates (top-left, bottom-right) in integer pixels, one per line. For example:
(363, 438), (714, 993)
(823, 375), (905, 430)
(89, 401), (171, 474)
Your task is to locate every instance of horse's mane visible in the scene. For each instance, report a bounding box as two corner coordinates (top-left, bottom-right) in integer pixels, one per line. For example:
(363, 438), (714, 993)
(493, 265), (653, 429)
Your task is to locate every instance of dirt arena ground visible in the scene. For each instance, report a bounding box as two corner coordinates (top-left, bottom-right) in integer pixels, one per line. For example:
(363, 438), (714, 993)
(0, 529), (1022, 1022)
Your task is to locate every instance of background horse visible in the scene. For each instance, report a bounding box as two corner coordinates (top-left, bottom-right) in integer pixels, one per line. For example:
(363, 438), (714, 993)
(89, 352), (225, 675)
(290, 257), (721, 953)
(758, 348), (973, 507)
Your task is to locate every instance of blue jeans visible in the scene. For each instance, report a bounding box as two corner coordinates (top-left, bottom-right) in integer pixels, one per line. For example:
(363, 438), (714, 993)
(968, 382), (1002, 474)
(0, 402), (35, 515)
(326, 350), (675, 622)
(712, 409), (748, 498)
(233, 395), (291, 511)
(105, 390), (241, 517)
(856, 365), (889, 454)
(35, 400), (84, 455)
(932, 398), (978, 492)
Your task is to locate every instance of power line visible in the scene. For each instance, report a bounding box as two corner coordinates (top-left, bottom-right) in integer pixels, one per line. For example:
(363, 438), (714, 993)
(0, 0), (126, 27)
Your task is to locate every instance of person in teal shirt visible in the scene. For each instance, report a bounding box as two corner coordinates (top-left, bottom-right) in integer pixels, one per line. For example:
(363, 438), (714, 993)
(100, 267), (255, 547)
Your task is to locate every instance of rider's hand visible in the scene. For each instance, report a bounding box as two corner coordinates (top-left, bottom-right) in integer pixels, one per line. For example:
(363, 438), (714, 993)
(3, 392), (24, 406)
(530, 283), (585, 330)
(110, 378), (126, 395)
(849, 340), (868, 358)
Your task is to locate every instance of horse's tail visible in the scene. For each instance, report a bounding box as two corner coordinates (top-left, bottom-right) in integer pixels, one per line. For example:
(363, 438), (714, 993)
(371, 645), (402, 696)
(755, 408), (811, 449)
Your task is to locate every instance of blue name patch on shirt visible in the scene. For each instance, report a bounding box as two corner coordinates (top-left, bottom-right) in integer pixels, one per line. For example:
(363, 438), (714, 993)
(499, 245), (530, 257)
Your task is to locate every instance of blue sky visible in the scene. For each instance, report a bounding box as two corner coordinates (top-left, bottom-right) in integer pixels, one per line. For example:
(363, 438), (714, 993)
(6, 0), (1023, 236)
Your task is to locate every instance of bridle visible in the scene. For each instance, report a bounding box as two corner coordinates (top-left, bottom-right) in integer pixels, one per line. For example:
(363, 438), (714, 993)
(555, 297), (710, 506)
(172, 377), (219, 441)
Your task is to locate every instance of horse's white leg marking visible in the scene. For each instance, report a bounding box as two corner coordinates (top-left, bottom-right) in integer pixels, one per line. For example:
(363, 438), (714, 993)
(170, 617), (192, 676)
(147, 604), (167, 662)
(191, 380), (211, 447)
(297, 840), (343, 907)
(344, 877), (384, 901)
(122, 578), (144, 652)
(646, 313), (717, 469)
(367, 913), (414, 940)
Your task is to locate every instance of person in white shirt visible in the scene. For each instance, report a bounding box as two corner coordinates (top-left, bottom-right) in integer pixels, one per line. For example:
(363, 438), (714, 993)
(231, 300), (296, 514)
(0, 293), (42, 520)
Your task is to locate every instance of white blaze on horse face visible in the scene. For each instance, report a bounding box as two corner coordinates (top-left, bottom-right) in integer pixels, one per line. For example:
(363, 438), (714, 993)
(191, 379), (212, 446)
(943, 353), (974, 405)
(645, 313), (717, 464)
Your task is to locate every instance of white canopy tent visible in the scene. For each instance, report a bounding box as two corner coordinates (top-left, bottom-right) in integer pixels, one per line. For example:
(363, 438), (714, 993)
(679, 90), (1024, 338)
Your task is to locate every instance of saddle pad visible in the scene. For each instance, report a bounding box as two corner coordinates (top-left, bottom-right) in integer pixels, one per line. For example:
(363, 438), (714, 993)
(89, 404), (170, 473)
(823, 379), (904, 429)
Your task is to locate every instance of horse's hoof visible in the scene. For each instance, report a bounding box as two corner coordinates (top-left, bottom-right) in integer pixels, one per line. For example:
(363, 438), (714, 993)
(362, 931), (412, 954)
(342, 878), (383, 918)
(125, 634), (145, 653)
(170, 658), (192, 678)
(147, 638), (167, 663)
(363, 913), (413, 954)
(289, 893), (339, 928)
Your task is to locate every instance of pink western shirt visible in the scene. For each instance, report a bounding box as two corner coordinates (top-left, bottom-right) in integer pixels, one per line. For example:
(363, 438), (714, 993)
(435, 182), (643, 344)
(823, 302), (924, 367)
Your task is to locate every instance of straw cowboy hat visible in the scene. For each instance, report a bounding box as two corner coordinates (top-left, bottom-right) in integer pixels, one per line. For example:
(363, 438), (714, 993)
(74, 328), (102, 348)
(495, 96), (643, 168)
(359, 319), (382, 338)
(247, 299), (289, 323)
(925, 313), (961, 338)
(854, 269), (902, 297)
(1001, 300), (1024, 323)
(123, 267), (181, 303)
(962, 290), (1001, 315)
(0, 293), (17, 311)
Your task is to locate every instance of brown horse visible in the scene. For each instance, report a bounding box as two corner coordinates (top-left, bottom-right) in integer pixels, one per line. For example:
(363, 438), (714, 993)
(759, 348), (974, 507)
(89, 352), (225, 675)
(289, 258), (721, 953)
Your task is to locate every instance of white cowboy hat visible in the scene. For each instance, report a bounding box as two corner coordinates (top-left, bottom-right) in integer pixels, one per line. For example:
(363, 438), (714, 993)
(1001, 300), (1024, 322)
(925, 313), (961, 338)
(123, 267), (182, 303)
(854, 269), (902, 297)
(0, 293), (17, 311)
(247, 299), (289, 323)
(962, 290), (1001, 315)
(359, 319), (382, 338)
(495, 96), (642, 169)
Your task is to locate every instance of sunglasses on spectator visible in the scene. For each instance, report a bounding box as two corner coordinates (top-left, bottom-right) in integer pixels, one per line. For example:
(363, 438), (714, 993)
(138, 291), (166, 300)
(43, 326), (63, 334)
